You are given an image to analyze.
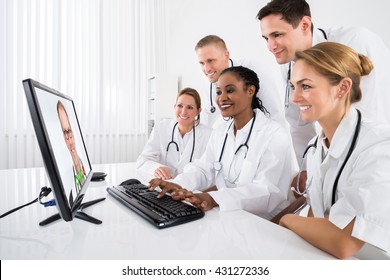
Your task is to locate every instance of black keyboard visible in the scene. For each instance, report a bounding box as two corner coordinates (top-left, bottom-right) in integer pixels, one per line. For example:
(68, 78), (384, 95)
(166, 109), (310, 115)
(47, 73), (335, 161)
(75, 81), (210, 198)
(106, 183), (204, 229)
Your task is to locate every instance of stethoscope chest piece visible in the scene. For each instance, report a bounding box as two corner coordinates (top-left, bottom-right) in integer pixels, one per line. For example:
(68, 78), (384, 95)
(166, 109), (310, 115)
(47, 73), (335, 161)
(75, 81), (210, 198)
(210, 106), (216, 113)
(213, 161), (222, 171)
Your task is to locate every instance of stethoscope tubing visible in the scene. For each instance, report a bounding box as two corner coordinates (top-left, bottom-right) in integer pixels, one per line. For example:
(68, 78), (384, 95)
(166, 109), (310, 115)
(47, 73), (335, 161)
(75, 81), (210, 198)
(296, 109), (361, 205)
(214, 112), (256, 172)
(166, 122), (196, 163)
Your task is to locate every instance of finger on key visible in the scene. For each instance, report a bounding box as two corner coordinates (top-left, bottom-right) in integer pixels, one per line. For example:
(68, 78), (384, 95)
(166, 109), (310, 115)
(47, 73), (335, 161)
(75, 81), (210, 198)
(148, 178), (163, 190)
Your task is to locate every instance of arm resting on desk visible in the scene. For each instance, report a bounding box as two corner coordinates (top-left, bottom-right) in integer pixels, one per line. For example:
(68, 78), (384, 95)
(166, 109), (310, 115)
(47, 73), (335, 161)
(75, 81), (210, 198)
(279, 214), (364, 259)
(270, 196), (306, 224)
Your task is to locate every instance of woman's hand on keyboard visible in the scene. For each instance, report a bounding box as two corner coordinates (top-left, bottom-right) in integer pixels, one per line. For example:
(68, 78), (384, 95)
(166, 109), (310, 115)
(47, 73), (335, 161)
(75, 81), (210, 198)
(172, 190), (218, 211)
(148, 178), (182, 198)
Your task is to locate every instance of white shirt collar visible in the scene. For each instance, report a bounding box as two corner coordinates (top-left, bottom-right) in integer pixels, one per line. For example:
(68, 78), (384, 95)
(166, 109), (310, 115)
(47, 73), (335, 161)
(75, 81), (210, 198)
(312, 28), (328, 47)
(321, 109), (359, 159)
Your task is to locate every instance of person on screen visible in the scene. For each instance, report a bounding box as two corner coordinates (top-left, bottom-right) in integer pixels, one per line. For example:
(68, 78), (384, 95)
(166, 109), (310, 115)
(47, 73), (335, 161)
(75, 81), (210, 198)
(280, 42), (390, 259)
(136, 88), (212, 180)
(148, 66), (293, 220)
(57, 100), (86, 205)
(257, 0), (390, 196)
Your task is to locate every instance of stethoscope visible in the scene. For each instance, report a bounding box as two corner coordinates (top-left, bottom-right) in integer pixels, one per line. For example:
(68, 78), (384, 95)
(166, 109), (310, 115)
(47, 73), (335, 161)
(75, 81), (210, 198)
(166, 122), (195, 163)
(209, 58), (234, 113)
(213, 112), (256, 172)
(293, 109), (361, 205)
(284, 62), (292, 108)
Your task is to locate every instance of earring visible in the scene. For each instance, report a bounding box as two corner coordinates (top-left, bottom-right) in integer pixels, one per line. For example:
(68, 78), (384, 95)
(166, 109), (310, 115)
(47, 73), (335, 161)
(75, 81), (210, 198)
(338, 94), (342, 98)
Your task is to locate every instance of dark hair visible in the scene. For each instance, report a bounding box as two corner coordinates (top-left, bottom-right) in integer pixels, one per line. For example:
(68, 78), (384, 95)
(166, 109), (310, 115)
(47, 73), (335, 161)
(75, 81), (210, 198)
(295, 42), (373, 106)
(220, 66), (269, 116)
(257, 0), (312, 31)
(195, 35), (227, 51)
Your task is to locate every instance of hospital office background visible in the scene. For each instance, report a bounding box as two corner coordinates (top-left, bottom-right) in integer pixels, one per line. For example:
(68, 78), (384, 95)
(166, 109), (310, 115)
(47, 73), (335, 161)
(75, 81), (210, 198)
(1, 0), (390, 266)
(2, 0), (389, 170)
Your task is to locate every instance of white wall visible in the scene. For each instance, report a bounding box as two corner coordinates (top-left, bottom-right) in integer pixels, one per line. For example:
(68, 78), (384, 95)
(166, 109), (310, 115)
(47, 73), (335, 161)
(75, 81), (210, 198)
(161, 0), (390, 98)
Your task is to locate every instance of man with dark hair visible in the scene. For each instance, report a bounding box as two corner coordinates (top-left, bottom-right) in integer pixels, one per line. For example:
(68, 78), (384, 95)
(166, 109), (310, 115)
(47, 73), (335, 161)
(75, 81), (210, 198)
(257, 0), (390, 194)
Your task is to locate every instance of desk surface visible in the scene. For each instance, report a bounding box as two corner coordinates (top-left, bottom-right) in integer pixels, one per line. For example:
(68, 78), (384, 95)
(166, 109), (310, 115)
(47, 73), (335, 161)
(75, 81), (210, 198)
(0, 163), (336, 260)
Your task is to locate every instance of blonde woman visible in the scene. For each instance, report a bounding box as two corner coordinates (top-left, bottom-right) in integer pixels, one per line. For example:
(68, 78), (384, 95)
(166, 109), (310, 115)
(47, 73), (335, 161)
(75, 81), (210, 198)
(282, 42), (390, 259)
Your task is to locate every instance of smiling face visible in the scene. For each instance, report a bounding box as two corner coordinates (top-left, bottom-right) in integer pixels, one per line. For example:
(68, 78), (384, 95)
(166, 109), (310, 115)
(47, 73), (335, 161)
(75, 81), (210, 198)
(290, 60), (345, 126)
(260, 13), (312, 64)
(174, 93), (200, 128)
(196, 43), (230, 83)
(216, 72), (254, 120)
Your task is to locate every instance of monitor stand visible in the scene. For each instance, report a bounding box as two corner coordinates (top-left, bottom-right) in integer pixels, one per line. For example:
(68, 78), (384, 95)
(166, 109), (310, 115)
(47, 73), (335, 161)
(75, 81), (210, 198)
(39, 197), (106, 226)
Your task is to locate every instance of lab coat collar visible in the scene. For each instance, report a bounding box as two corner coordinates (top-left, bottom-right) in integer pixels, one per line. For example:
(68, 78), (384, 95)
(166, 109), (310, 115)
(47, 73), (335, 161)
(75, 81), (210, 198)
(234, 109), (269, 134)
(170, 119), (194, 138)
(312, 28), (328, 47)
(324, 109), (359, 159)
(252, 108), (270, 131)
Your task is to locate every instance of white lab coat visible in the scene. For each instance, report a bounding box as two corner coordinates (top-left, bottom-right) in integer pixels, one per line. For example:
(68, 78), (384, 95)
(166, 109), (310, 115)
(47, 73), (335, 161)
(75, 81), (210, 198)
(136, 119), (212, 179)
(172, 109), (292, 220)
(283, 27), (390, 164)
(306, 109), (390, 253)
(201, 58), (286, 129)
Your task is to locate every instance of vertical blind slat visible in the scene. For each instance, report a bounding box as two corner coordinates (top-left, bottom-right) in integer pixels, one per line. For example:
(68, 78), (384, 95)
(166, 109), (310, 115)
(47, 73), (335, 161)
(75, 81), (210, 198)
(0, 0), (155, 169)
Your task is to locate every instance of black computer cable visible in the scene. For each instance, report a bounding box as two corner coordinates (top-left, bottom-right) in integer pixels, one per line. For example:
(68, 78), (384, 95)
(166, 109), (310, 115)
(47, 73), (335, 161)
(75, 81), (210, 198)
(0, 186), (54, 219)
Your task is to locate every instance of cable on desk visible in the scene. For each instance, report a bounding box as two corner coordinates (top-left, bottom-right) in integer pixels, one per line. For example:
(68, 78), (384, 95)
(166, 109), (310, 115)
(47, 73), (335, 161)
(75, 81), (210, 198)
(0, 186), (53, 219)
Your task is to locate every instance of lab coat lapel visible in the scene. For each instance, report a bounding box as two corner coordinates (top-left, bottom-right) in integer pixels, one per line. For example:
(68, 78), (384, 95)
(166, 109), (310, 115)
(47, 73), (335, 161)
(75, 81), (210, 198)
(328, 109), (357, 159)
(235, 111), (268, 185)
(322, 109), (359, 208)
(308, 110), (358, 217)
(307, 140), (325, 217)
(177, 130), (193, 166)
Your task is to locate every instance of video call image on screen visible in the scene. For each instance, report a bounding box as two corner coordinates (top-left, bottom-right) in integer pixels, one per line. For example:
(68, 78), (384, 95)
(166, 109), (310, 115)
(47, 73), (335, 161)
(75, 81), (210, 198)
(34, 87), (91, 207)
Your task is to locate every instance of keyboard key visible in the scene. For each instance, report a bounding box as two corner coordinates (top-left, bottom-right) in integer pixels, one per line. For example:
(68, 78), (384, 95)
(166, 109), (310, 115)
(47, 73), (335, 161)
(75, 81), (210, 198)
(107, 183), (204, 229)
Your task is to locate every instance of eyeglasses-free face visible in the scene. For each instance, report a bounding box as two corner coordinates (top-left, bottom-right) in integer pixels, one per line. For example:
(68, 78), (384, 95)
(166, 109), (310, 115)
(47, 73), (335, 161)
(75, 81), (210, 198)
(174, 94), (200, 128)
(58, 106), (77, 154)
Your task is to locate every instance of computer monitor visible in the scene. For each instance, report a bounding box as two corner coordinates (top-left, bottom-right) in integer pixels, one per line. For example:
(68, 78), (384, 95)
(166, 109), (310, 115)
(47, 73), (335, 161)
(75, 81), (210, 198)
(23, 78), (104, 226)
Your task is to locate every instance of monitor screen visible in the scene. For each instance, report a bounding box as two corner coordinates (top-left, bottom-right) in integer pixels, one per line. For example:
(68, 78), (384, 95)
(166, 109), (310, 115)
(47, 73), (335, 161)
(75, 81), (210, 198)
(23, 79), (93, 223)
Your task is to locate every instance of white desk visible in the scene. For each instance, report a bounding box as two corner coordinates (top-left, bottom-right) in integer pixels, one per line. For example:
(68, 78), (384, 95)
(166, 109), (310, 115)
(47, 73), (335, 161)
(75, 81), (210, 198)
(0, 163), (336, 260)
